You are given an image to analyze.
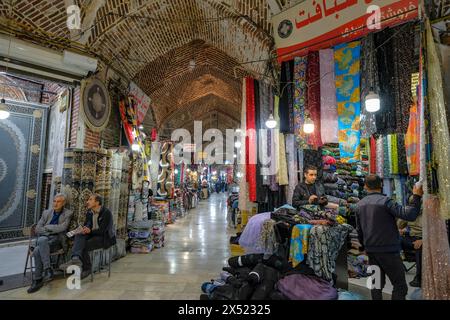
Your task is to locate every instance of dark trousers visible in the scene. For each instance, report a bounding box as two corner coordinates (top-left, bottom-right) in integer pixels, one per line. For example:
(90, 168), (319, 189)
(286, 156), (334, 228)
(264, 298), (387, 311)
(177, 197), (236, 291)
(72, 234), (103, 271)
(368, 252), (408, 300)
(33, 235), (63, 279)
(400, 235), (422, 278)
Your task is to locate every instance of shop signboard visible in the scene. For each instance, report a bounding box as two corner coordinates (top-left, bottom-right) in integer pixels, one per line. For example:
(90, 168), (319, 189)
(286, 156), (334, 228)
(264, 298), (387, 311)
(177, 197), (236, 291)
(129, 81), (151, 125)
(272, 0), (418, 62)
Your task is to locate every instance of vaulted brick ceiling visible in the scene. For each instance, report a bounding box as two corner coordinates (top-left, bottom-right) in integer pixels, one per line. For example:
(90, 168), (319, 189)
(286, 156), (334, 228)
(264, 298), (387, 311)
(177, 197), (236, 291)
(0, 0), (305, 133)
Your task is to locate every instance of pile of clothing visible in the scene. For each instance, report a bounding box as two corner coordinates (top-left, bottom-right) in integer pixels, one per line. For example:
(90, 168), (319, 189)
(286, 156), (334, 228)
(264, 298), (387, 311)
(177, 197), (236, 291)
(200, 254), (338, 300)
(152, 221), (165, 249)
(149, 198), (170, 223)
(128, 220), (153, 253)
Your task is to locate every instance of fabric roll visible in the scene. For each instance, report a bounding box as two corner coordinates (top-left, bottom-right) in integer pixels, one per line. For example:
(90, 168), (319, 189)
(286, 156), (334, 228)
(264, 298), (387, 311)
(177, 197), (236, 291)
(306, 52), (322, 148)
(277, 133), (289, 186)
(319, 49), (338, 144)
(279, 61), (293, 133)
(246, 77), (257, 202)
(294, 56), (309, 149)
(360, 34), (378, 138)
(425, 21), (450, 219)
(376, 137), (384, 178)
(422, 194), (450, 300)
(285, 134), (298, 205)
(370, 136), (377, 174)
(405, 102), (420, 176)
(334, 41), (361, 163)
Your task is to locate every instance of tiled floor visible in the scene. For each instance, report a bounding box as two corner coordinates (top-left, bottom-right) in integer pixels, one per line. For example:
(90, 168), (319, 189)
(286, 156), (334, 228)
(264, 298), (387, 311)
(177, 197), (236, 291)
(0, 192), (233, 300)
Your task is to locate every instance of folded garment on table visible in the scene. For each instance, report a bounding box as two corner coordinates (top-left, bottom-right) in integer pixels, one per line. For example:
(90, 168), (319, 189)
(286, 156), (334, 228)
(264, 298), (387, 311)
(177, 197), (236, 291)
(322, 172), (338, 183)
(324, 183), (338, 191)
(276, 273), (338, 300)
(347, 197), (360, 204)
(322, 156), (337, 165)
(128, 231), (151, 238)
(309, 220), (332, 225)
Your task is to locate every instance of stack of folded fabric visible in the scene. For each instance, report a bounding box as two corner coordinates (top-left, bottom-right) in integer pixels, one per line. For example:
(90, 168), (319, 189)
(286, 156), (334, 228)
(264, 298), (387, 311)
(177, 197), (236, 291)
(150, 198), (170, 223)
(128, 220), (153, 253)
(152, 221), (165, 248)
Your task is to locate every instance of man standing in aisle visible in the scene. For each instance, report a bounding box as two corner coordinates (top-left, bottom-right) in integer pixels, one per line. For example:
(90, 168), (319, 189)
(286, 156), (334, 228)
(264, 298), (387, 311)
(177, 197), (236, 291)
(292, 165), (327, 209)
(356, 175), (423, 300)
(60, 194), (116, 278)
(27, 194), (73, 293)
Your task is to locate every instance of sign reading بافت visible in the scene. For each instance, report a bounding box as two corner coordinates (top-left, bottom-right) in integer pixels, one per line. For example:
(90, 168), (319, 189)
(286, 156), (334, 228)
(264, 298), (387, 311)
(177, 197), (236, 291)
(272, 0), (418, 62)
(81, 77), (111, 132)
(129, 82), (151, 125)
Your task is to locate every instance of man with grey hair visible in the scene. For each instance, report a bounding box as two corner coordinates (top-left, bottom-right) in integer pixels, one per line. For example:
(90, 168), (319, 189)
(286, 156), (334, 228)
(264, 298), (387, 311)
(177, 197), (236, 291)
(27, 193), (73, 293)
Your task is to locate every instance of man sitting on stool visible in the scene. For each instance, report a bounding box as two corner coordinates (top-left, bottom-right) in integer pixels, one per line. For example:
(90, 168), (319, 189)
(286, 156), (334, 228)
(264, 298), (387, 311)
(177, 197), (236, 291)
(60, 194), (116, 278)
(398, 198), (423, 288)
(28, 193), (73, 293)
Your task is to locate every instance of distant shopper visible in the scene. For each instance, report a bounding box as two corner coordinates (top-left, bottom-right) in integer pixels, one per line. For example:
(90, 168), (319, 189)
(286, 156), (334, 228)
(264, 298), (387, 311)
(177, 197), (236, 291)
(398, 197), (423, 288)
(60, 194), (116, 278)
(356, 175), (423, 300)
(27, 194), (73, 293)
(292, 165), (327, 209)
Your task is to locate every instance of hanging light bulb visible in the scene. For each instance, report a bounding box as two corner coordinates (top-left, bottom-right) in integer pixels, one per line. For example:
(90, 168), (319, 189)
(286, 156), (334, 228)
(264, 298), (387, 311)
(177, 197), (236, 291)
(235, 141), (242, 148)
(265, 114), (277, 129)
(303, 117), (315, 134)
(0, 99), (10, 119)
(365, 91), (380, 113)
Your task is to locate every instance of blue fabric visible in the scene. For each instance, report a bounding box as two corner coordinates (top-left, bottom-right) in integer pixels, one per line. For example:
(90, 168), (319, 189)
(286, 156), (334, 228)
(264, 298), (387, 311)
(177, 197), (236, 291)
(49, 211), (61, 225)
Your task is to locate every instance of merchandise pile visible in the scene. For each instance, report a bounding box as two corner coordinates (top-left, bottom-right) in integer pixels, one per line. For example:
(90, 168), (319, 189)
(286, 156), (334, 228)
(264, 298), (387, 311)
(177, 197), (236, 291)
(128, 220), (153, 253)
(152, 221), (165, 249)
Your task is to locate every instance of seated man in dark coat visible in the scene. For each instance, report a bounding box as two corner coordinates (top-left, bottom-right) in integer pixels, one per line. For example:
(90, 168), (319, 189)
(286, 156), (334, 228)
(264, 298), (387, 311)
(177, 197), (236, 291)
(60, 193), (116, 278)
(292, 165), (327, 209)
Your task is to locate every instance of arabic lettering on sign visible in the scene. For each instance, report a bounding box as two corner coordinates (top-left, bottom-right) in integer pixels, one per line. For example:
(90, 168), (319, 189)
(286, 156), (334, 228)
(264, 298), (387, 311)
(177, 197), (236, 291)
(129, 82), (151, 125)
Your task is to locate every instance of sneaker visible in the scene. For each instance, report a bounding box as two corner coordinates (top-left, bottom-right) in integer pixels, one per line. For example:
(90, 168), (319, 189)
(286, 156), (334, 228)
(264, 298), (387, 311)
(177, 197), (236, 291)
(409, 276), (421, 288)
(42, 268), (54, 282)
(27, 279), (43, 294)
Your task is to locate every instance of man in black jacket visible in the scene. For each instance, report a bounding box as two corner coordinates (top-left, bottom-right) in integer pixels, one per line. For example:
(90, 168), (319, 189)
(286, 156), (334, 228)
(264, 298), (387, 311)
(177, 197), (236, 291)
(292, 165), (327, 209)
(356, 175), (423, 300)
(60, 194), (116, 277)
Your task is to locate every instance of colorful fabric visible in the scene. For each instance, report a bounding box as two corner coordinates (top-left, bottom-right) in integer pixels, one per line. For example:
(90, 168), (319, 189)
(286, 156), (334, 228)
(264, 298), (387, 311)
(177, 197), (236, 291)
(293, 56), (309, 149)
(390, 134), (399, 175)
(245, 77), (257, 202)
(397, 134), (408, 175)
(286, 134), (298, 205)
(289, 224), (313, 267)
(405, 102), (420, 176)
(239, 80), (250, 212)
(320, 49), (338, 144)
(382, 136), (391, 178)
(376, 137), (384, 178)
(369, 136), (377, 174)
(277, 133), (289, 186)
(307, 52), (322, 149)
(334, 42), (361, 163)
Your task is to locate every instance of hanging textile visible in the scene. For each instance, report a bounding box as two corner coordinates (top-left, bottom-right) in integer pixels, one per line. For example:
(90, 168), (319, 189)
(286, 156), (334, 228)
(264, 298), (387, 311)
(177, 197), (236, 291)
(425, 21), (450, 220)
(382, 136), (391, 178)
(405, 102), (420, 176)
(306, 52), (322, 149)
(246, 77), (257, 202)
(239, 80), (250, 212)
(369, 136), (377, 174)
(270, 96), (281, 192)
(287, 60), (295, 134)
(360, 34), (378, 138)
(259, 81), (271, 186)
(393, 177), (404, 205)
(422, 195), (450, 300)
(390, 134), (399, 175)
(255, 80), (267, 204)
(376, 136), (384, 178)
(383, 178), (393, 197)
(277, 133), (289, 186)
(289, 224), (312, 267)
(397, 134), (409, 175)
(285, 134), (298, 205)
(319, 49), (338, 144)
(294, 56), (309, 149)
(279, 61), (293, 133)
(334, 41), (361, 163)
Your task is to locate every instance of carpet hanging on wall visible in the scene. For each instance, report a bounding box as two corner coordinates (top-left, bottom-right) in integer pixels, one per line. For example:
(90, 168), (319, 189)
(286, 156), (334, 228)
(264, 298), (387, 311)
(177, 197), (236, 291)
(246, 77), (257, 202)
(334, 41), (361, 163)
(306, 51), (322, 149)
(293, 56), (309, 149)
(319, 49), (338, 144)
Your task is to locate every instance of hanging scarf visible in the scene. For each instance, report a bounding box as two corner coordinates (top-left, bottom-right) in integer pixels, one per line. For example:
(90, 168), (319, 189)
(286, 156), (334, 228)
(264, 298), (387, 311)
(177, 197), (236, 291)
(397, 134), (409, 175)
(279, 61), (293, 133)
(382, 135), (391, 178)
(319, 49), (338, 144)
(370, 136), (377, 174)
(270, 96), (281, 192)
(255, 80), (267, 204)
(376, 136), (384, 178)
(390, 134), (399, 175)
(293, 56), (309, 149)
(306, 52), (322, 149)
(246, 77), (257, 202)
(277, 133), (289, 186)
(405, 102), (420, 176)
(239, 80), (250, 212)
(334, 41), (361, 163)
(285, 134), (298, 205)
(360, 34), (378, 138)
(425, 21), (450, 219)
(259, 81), (271, 186)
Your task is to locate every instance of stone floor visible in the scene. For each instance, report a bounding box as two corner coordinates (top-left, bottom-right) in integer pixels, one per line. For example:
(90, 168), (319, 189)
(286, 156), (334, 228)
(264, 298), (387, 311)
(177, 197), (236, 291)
(0, 192), (233, 300)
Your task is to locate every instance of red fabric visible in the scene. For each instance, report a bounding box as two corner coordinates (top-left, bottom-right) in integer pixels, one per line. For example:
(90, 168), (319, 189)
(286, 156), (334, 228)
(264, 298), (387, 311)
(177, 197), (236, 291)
(119, 100), (134, 145)
(370, 135), (377, 174)
(245, 77), (257, 202)
(151, 128), (158, 141)
(306, 52), (323, 149)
